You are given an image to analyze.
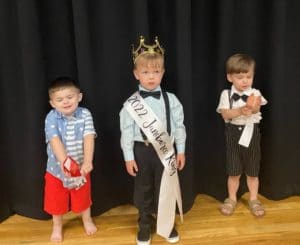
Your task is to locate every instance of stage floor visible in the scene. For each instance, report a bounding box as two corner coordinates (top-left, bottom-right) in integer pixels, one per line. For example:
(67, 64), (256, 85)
(1, 194), (300, 244)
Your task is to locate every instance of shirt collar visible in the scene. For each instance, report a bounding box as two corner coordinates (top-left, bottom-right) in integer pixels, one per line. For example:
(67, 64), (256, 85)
(139, 85), (161, 92)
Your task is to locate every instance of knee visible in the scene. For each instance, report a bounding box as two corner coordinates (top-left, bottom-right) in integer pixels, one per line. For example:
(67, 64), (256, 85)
(229, 175), (241, 181)
(246, 175), (259, 182)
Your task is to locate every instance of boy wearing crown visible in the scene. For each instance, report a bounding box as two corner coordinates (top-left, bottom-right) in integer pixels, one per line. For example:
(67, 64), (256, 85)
(120, 36), (186, 244)
(217, 54), (267, 217)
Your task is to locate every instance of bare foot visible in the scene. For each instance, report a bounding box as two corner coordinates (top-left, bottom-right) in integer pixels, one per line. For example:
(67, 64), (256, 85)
(83, 218), (97, 235)
(50, 223), (63, 242)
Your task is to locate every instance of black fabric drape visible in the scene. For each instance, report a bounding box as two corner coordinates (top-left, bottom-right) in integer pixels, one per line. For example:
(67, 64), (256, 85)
(1, 0), (300, 222)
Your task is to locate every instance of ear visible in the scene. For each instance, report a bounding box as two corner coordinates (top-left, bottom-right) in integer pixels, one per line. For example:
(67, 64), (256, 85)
(78, 93), (83, 102)
(49, 99), (55, 109)
(133, 69), (139, 80)
(226, 74), (233, 83)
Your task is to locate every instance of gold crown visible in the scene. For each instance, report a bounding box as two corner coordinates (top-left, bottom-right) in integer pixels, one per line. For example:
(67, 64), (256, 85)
(132, 36), (164, 63)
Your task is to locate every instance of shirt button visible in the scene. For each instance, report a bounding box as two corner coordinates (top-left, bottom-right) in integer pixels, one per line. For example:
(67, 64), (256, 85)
(238, 127), (242, 131)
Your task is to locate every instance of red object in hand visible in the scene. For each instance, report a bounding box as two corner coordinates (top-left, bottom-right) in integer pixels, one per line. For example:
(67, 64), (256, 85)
(63, 157), (81, 177)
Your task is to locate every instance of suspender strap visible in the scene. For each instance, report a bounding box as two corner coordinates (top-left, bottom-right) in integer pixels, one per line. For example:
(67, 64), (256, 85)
(162, 91), (171, 135)
(228, 89), (233, 109)
(227, 89), (233, 124)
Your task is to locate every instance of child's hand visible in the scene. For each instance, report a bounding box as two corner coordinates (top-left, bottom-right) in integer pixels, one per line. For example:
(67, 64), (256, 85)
(176, 153), (185, 171)
(240, 106), (253, 116)
(125, 160), (138, 176)
(80, 162), (93, 176)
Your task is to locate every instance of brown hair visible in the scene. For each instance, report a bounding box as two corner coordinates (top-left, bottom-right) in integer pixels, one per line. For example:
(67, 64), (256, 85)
(48, 77), (80, 97)
(226, 53), (256, 74)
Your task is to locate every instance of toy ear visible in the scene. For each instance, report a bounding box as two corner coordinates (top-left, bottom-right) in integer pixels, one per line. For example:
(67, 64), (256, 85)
(246, 94), (261, 108)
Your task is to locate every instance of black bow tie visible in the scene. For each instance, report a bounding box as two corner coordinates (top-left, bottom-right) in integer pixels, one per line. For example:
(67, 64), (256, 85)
(139, 90), (161, 99)
(231, 93), (248, 102)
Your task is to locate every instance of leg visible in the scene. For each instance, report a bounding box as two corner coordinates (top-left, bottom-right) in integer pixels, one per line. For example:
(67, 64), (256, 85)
(44, 173), (69, 242)
(134, 143), (156, 243)
(223, 124), (243, 215)
(246, 175), (259, 201)
(228, 175), (240, 202)
(50, 215), (63, 242)
(247, 176), (265, 217)
(70, 174), (96, 235)
(220, 175), (240, 215)
(81, 207), (97, 235)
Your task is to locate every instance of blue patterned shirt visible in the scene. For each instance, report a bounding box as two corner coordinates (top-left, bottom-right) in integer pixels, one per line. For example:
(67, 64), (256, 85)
(120, 85), (186, 161)
(45, 107), (96, 188)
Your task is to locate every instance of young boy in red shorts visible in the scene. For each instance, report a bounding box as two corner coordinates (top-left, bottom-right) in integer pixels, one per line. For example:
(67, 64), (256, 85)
(44, 77), (97, 242)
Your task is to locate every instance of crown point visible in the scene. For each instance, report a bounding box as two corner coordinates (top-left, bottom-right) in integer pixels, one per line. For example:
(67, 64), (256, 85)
(132, 35), (164, 63)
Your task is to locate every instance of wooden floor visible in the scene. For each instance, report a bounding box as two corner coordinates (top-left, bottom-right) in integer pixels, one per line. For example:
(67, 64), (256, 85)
(1, 194), (300, 244)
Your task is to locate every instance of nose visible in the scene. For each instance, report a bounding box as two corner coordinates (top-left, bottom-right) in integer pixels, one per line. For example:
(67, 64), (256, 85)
(148, 73), (154, 79)
(63, 98), (69, 104)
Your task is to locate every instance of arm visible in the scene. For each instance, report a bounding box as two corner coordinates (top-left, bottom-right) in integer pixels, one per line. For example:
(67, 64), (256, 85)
(170, 94), (186, 155)
(220, 106), (252, 120)
(49, 136), (69, 175)
(120, 107), (139, 176)
(218, 90), (253, 120)
(169, 94), (186, 170)
(80, 134), (95, 176)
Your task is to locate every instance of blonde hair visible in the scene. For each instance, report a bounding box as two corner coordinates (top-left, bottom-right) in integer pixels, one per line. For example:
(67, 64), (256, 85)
(134, 53), (164, 70)
(226, 53), (256, 74)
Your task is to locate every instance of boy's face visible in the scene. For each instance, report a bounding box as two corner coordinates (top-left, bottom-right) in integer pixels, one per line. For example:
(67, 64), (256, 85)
(133, 60), (164, 91)
(227, 67), (254, 92)
(49, 87), (82, 116)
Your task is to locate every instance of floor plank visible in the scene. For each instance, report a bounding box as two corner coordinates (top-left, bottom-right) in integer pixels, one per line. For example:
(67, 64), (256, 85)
(1, 194), (300, 244)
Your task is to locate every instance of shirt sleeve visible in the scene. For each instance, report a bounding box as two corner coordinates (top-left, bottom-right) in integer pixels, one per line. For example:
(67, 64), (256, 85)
(169, 93), (186, 154)
(120, 107), (135, 161)
(45, 110), (60, 144)
(216, 90), (230, 113)
(82, 108), (97, 137)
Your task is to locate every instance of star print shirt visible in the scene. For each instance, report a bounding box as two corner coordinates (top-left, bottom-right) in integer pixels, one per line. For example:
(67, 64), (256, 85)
(45, 107), (96, 188)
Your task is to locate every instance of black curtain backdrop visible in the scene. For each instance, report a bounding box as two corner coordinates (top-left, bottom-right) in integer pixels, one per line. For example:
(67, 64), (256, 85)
(1, 0), (300, 222)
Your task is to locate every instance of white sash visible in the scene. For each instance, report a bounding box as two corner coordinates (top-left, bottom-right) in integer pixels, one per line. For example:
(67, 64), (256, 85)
(238, 122), (254, 147)
(124, 92), (183, 238)
(238, 118), (255, 147)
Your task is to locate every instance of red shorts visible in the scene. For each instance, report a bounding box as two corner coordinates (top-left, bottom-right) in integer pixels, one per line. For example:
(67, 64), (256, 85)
(44, 172), (92, 215)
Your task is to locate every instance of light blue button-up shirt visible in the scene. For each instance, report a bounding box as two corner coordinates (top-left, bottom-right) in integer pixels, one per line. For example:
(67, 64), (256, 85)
(45, 107), (96, 188)
(120, 85), (186, 161)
